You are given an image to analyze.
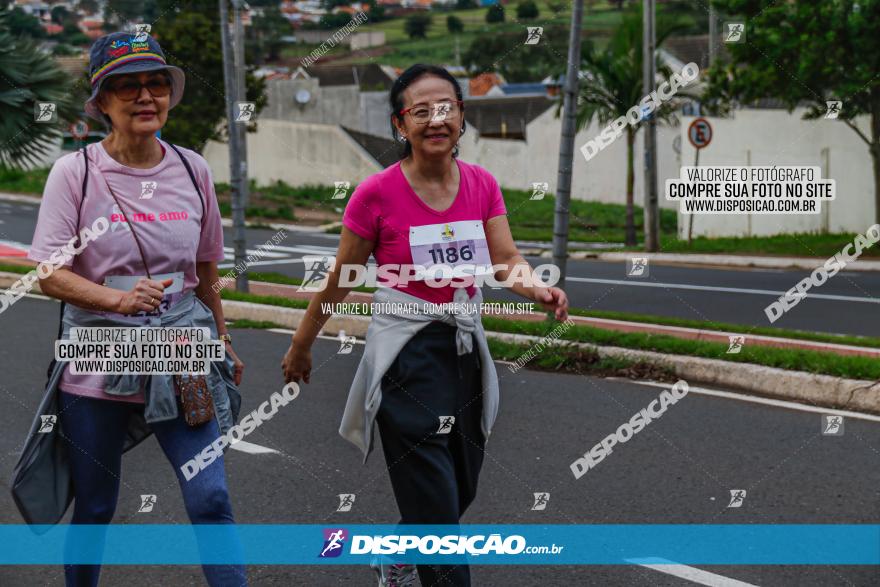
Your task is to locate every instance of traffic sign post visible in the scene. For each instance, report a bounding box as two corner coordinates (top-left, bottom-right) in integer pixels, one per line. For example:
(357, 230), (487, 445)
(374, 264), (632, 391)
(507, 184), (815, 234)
(686, 118), (713, 244)
(70, 120), (89, 151)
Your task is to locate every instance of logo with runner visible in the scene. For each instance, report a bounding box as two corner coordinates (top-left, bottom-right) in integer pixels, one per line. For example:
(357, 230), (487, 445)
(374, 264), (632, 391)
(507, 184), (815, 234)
(319, 528), (348, 558)
(299, 255), (335, 291)
(724, 22), (745, 43)
(821, 415), (844, 436)
(235, 102), (255, 122)
(38, 415), (57, 433)
(35, 102), (57, 123)
(825, 101), (842, 119)
(336, 494), (356, 512)
(530, 182), (549, 200)
(727, 490), (746, 508)
(727, 335), (745, 354)
(440, 224), (455, 241)
(525, 26), (543, 45)
(531, 492), (549, 511)
(138, 494), (157, 513)
(140, 181), (157, 200)
(338, 335), (356, 355)
(332, 181), (350, 200)
(627, 257), (649, 278)
(437, 416), (455, 434)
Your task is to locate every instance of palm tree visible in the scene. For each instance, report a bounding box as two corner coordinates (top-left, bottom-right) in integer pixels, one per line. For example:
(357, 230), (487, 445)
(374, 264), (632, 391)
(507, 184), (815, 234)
(0, 8), (77, 169)
(576, 3), (689, 246)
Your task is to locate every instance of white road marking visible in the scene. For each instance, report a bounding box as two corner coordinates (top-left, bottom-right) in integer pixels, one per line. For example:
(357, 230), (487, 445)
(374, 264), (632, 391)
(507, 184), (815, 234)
(565, 276), (879, 304)
(229, 439), (279, 454)
(218, 257), (306, 269)
(634, 380), (880, 423)
(222, 246), (290, 259)
(627, 559), (759, 586)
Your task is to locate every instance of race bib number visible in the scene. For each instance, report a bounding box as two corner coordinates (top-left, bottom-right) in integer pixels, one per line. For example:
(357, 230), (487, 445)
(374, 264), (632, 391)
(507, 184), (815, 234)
(104, 271), (184, 317)
(409, 220), (492, 280)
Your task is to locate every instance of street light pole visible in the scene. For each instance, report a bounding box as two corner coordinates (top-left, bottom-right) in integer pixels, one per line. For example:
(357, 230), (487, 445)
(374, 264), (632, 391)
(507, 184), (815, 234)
(551, 0), (585, 291)
(642, 0), (660, 252)
(219, 0), (249, 292)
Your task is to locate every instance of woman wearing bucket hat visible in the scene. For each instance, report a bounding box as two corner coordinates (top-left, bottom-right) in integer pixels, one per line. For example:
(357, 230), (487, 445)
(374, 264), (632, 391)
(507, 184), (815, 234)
(18, 31), (248, 586)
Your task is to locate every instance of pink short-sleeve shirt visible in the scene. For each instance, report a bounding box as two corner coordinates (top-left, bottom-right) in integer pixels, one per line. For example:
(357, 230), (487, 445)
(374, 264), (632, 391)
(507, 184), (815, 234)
(343, 159), (507, 304)
(28, 139), (225, 400)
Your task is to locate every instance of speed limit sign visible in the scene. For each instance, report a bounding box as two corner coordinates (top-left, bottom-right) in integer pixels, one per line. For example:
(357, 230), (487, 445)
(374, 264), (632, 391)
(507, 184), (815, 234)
(70, 120), (89, 139)
(688, 118), (712, 150)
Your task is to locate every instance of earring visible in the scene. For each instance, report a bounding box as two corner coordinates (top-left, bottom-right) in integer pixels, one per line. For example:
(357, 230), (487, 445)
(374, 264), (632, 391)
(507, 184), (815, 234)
(399, 135), (407, 143)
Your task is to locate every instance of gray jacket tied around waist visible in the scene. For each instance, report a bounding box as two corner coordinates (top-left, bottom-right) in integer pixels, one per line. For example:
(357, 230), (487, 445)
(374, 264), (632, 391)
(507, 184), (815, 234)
(339, 286), (500, 462)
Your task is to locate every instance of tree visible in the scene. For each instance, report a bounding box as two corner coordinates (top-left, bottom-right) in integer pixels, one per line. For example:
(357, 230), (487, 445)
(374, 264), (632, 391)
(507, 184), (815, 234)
(366, 0), (386, 23)
(704, 0), (880, 224)
(318, 12), (352, 29)
(463, 27), (571, 82)
(0, 8), (77, 168)
(447, 15), (464, 34)
(77, 0), (99, 14)
(485, 3), (505, 23)
(249, 6), (290, 64)
(154, 0), (266, 152)
(7, 7), (45, 39)
(575, 4), (689, 245)
(456, 0), (477, 8)
(516, 0), (539, 20)
(404, 13), (432, 39)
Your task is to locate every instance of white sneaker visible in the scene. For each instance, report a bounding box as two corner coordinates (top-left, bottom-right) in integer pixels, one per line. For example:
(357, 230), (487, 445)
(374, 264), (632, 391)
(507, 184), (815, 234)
(370, 558), (418, 586)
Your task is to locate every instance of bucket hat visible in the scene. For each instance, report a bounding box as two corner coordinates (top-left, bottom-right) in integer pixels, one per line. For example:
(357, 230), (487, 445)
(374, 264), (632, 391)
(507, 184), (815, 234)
(84, 31), (185, 121)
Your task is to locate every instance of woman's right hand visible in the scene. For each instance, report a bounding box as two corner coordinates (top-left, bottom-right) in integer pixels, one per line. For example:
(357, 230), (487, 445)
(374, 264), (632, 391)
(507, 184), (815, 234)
(115, 277), (174, 315)
(282, 341), (312, 385)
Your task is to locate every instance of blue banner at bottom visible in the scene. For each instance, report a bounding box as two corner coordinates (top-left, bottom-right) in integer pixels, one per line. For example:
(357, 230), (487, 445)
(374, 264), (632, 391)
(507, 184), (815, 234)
(0, 525), (877, 565)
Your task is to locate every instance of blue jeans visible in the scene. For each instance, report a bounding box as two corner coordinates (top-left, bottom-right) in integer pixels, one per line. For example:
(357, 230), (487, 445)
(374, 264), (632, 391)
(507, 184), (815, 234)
(59, 391), (248, 587)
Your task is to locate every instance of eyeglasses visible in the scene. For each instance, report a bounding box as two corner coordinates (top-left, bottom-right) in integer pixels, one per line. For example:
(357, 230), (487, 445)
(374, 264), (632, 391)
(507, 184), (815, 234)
(400, 100), (463, 124)
(105, 77), (172, 101)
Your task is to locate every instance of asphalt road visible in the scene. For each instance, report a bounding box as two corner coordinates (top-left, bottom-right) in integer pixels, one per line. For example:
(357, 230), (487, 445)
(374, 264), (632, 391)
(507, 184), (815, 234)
(3, 199), (880, 337)
(0, 296), (878, 585)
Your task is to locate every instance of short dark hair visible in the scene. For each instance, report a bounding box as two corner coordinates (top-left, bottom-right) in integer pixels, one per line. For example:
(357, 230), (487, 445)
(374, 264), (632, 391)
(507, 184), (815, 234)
(389, 64), (466, 160)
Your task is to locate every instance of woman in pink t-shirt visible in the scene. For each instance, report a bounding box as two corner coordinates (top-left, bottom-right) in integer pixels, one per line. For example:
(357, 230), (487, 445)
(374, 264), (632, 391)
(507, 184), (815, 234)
(25, 32), (246, 587)
(282, 64), (568, 586)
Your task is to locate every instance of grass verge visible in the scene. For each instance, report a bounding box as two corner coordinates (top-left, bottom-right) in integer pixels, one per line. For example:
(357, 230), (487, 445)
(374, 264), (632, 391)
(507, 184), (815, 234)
(217, 287), (877, 380)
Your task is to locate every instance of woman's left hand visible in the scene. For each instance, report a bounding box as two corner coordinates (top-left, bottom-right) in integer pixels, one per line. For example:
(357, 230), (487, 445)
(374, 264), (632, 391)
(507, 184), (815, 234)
(534, 286), (569, 321)
(225, 342), (244, 386)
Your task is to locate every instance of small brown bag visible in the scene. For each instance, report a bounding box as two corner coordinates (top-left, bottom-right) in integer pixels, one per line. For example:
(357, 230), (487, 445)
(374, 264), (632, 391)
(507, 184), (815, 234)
(175, 373), (215, 427)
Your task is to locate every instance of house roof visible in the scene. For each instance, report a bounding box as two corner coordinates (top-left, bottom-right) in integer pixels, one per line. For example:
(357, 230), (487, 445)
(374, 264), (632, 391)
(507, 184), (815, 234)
(341, 126), (399, 168)
(463, 95), (554, 140)
(309, 64), (395, 90)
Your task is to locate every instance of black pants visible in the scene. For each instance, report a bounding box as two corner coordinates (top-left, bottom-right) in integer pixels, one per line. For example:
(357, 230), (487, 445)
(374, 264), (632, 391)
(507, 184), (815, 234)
(377, 321), (485, 587)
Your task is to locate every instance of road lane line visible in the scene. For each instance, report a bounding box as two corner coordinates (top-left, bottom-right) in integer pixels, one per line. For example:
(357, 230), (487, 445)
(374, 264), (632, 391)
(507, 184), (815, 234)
(627, 559), (759, 586)
(229, 440), (279, 455)
(565, 276), (879, 303)
(634, 380), (880, 423)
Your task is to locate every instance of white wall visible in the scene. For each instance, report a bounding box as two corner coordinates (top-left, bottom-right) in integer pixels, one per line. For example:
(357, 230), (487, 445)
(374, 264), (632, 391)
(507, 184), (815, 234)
(203, 120), (381, 186)
(459, 106), (681, 209)
(676, 110), (875, 237)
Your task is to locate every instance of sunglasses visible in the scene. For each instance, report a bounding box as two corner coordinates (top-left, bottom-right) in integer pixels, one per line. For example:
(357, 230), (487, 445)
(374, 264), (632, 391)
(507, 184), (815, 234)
(105, 76), (172, 101)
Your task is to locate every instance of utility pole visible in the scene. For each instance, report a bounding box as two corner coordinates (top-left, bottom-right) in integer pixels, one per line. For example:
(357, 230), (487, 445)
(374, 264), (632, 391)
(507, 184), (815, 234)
(219, 0), (249, 292)
(642, 0), (660, 252)
(709, 4), (718, 67)
(551, 0), (585, 291)
(233, 1), (250, 210)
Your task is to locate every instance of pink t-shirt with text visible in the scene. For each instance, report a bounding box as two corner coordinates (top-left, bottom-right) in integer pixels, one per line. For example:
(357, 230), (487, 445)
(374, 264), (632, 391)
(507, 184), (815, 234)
(343, 159), (507, 304)
(28, 139), (225, 401)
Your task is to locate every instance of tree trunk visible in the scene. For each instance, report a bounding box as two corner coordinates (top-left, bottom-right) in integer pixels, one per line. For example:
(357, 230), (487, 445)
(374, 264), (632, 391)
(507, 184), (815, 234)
(873, 100), (880, 225)
(625, 129), (637, 246)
